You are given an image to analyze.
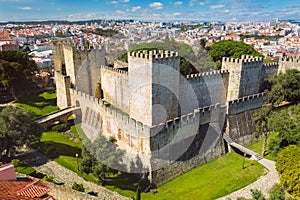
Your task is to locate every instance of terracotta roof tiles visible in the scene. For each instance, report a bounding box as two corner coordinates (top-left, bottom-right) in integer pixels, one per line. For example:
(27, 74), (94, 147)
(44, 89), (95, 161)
(0, 178), (55, 200)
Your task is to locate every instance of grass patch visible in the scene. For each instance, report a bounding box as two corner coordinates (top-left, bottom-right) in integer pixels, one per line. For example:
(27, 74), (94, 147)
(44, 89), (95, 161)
(70, 123), (89, 141)
(12, 159), (45, 179)
(16, 90), (58, 117)
(30, 122), (266, 200)
(104, 173), (140, 198)
(247, 132), (277, 161)
(32, 130), (99, 184)
(141, 153), (265, 200)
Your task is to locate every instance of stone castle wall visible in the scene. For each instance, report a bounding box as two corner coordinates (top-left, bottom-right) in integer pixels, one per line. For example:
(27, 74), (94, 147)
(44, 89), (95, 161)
(100, 66), (129, 113)
(128, 50), (180, 126)
(278, 57), (300, 73)
(72, 89), (152, 171)
(221, 56), (263, 101)
(262, 62), (278, 79)
(73, 88), (227, 185)
(55, 72), (71, 108)
(226, 93), (265, 145)
(184, 70), (229, 108)
(53, 40), (300, 186)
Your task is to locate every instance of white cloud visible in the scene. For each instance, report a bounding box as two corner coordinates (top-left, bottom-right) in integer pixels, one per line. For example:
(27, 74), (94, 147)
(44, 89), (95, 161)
(116, 10), (126, 15)
(120, 0), (129, 2)
(210, 4), (224, 9)
(199, 1), (210, 6)
(149, 2), (163, 10)
(224, 10), (230, 13)
(108, 1), (118, 4)
(18, 6), (32, 10)
(131, 6), (141, 12)
(189, 0), (196, 6)
(173, 12), (182, 17)
(0, 0), (20, 2)
(174, 1), (182, 7)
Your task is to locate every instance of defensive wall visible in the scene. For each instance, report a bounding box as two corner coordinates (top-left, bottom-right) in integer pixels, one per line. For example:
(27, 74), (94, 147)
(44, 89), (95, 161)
(185, 70), (229, 107)
(53, 40), (300, 185)
(278, 57), (300, 73)
(55, 72), (71, 108)
(100, 66), (129, 113)
(226, 93), (265, 145)
(128, 50), (181, 126)
(262, 62), (279, 79)
(73, 88), (228, 185)
(221, 56), (264, 101)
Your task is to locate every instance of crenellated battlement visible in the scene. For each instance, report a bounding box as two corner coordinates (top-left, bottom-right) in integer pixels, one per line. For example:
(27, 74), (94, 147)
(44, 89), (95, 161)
(263, 62), (278, 68)
(186, 70), (229, 81)
(151, 103), (225, 130)
(73, 89), (150, 131)
(53, 39), (107, 53)
(228, 92), (265, 115)
(129, 50), (179, 60)
(100, 65), (128, 75)
(222, 55), (263, 65)
(280, 56), (300, 62)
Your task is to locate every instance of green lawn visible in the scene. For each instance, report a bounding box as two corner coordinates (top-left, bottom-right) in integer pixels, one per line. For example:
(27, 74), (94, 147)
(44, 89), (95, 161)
(142, 153), (265, 200)
(16, 90), (59, 117)
(247, 133), (277, 161)
(32, 128), (266, 200)
(32, 129), (99, 184)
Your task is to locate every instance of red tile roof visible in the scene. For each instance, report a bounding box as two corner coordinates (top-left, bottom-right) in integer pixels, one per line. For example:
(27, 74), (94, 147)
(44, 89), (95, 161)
(17, 180), (50, 198)
(0, 178), (55, 200)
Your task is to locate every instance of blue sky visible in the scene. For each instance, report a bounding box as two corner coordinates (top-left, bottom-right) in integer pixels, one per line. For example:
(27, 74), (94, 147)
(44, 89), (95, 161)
(0, 0), (300, 22)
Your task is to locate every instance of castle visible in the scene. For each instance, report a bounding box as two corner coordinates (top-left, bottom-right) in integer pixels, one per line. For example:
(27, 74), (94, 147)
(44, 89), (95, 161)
(53, 40), (300, 185)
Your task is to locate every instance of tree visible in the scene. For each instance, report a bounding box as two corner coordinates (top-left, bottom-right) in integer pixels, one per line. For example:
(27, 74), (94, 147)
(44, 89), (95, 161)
(128, 40), (217, 75)
(276, 145), (300, 198)
(207, 40), (263, 69)
(254, 104), (273, 156)
(254, 69), (300, 157)
(0, 50), (38, 98)
(267, 104), (300, 157)
(81, 133), (125, 184)
(0, 106), (42, 160)
(268, 69), (300, 103)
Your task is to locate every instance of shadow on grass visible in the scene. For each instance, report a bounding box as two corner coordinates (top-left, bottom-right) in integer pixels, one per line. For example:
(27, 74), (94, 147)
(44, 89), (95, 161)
(17, 91), (56, 108)
(32, 141), (82, 160)
(105, 173), (140, 191)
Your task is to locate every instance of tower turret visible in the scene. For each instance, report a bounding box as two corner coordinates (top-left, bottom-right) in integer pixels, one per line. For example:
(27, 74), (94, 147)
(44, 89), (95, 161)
(128, 50), (180, 126)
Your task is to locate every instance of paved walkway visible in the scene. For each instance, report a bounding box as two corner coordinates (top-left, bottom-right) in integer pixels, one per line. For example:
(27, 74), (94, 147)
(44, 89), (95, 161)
(35, 107), (80, 124)
(19, 150), (131, 200)
(217, 136), (280, 200)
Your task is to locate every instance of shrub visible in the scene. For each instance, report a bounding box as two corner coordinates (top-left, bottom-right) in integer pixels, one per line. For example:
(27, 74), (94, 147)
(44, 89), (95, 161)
(72, 182), (85, 192)
(42, 175), (54, 183)
(268, 183), (285, 200)
(11, 159), (21, 167)
(250, 189), (265, 200)
(276, 145), (300, 198)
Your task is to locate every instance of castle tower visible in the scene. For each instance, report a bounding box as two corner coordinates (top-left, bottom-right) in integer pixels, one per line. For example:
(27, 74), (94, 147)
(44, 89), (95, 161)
(221, 55), (264, 101)
(128, 50), (180, 126)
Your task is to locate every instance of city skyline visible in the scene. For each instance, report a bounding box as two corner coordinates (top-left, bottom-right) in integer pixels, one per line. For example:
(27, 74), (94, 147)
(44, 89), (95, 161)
(0, 0), (300, 22)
